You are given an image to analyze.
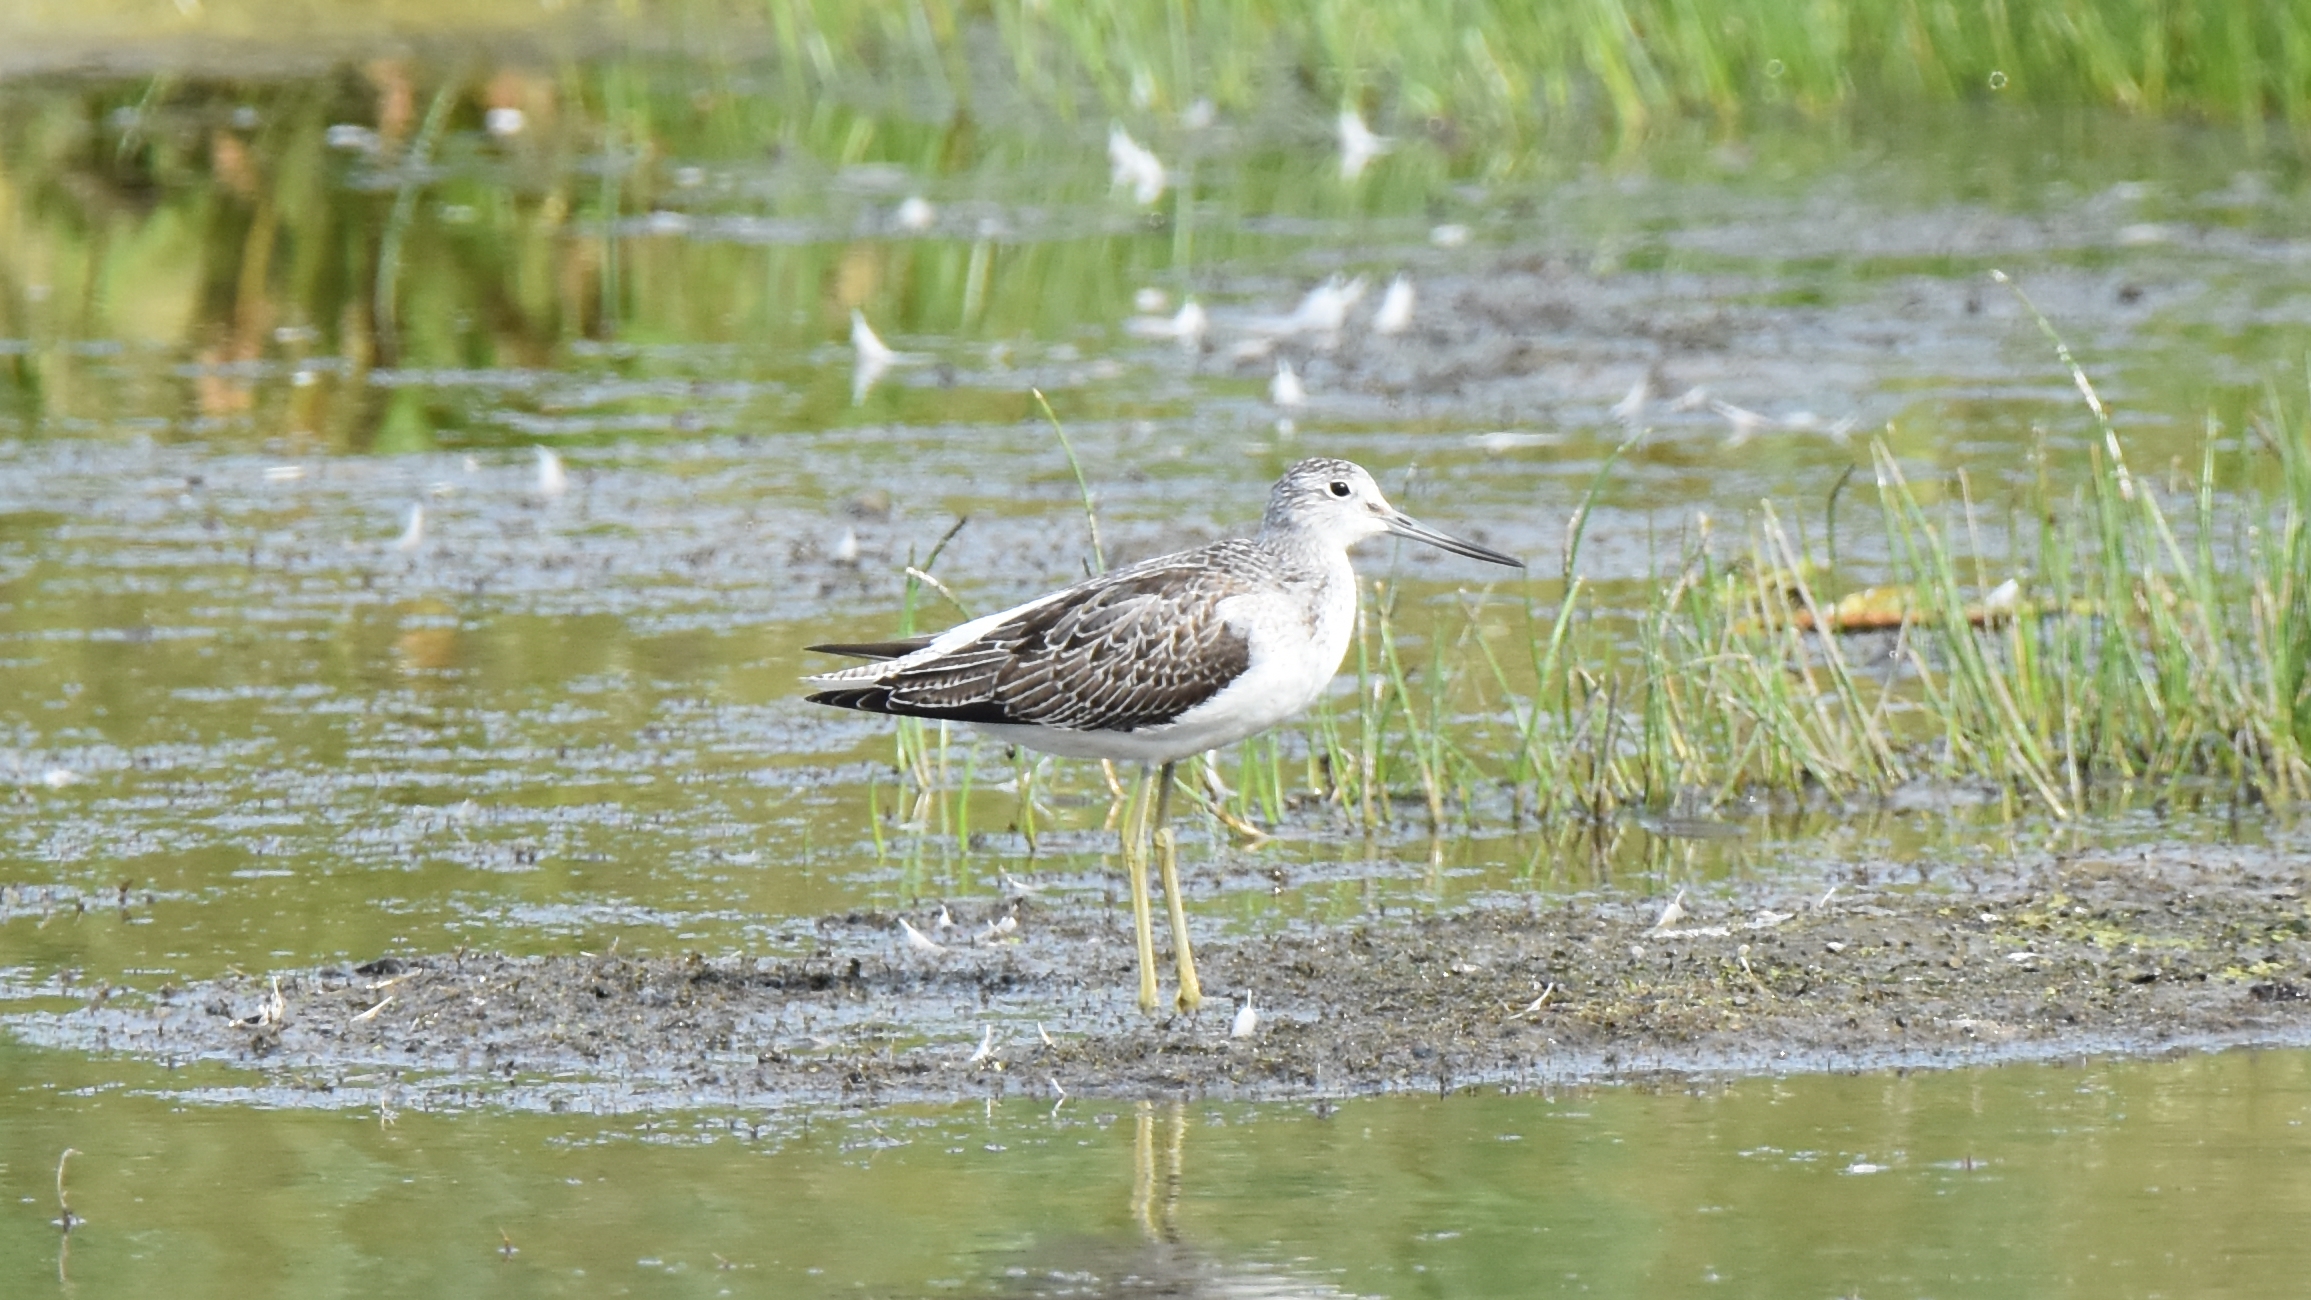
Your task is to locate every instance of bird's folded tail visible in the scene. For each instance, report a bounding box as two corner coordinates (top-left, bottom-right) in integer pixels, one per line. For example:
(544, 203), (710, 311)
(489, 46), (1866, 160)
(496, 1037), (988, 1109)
(805, 636), (935, 662)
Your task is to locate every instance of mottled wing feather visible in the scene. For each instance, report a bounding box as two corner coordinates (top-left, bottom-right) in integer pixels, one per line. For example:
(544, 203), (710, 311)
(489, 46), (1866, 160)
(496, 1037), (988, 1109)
(807, 546), (1261, 732)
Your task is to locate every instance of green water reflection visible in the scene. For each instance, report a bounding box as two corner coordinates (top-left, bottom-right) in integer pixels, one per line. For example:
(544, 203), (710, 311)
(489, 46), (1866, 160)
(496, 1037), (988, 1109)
(2, 1041), (2307, 1298)
(3, 52), (2304, 462)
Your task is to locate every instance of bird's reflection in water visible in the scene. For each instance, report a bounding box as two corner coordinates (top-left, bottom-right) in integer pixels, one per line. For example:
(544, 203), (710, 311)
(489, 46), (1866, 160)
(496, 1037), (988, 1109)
(977, 1101), (1372, 1300)
(1130, 1100), (1183, 1243)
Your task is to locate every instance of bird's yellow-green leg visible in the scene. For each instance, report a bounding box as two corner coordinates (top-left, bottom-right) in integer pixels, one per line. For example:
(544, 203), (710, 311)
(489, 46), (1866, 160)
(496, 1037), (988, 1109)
(1126, 764), (1160, 1012)
(1153, 761), (1202, 1013)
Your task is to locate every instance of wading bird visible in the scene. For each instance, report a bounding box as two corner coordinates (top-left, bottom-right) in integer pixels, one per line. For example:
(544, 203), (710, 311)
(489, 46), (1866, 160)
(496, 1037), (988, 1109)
(805, 458), (1522, 1012)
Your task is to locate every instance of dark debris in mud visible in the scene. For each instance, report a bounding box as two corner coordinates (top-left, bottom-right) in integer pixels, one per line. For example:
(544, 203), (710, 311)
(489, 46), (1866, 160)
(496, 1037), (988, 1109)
(16, 844), (2311, 1114)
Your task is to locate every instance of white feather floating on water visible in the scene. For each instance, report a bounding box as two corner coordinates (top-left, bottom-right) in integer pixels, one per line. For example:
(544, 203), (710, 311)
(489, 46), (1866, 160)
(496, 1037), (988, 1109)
(1611, 377), (1650, 425)
(1107, 125), (1167, 206)
(1270, 360), (1306, 408)
(1127, 299), (1207, 349)
(899, 917), (947, 954)
(1292, 275), (1367, 333)
(851, 310), (897, 367)
(1712, 400), (1771, 448)
(1648, 888), (1689, 934)
(533, 446), (567, 499)
(1372, 275), (1415, 335)
(851, 310), (901, 404)
(894, 195), (936, 232)
(394, 504), (425, 553)
(1170, 300), (1208, 348)
(1231, 995), (1259, 1038)
(1337, 108), (1393, 180)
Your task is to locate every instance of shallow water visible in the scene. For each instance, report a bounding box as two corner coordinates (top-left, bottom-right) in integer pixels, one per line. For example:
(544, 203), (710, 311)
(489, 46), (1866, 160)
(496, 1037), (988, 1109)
(4, 12), (2311, 1295)
(5, 1040), (2310, 1297)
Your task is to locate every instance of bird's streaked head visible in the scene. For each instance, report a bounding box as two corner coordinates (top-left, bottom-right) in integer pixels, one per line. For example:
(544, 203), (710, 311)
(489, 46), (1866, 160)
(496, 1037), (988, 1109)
(1262, 458), (1522, 568)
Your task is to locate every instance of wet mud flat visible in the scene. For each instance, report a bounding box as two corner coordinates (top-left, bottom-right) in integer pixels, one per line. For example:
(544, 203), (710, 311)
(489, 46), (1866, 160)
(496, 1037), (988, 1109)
(15, 841), (2311, 1114)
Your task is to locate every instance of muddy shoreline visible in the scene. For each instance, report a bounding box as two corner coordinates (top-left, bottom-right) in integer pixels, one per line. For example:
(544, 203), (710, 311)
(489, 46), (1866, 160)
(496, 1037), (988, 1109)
(12, 842), (2311, 1113)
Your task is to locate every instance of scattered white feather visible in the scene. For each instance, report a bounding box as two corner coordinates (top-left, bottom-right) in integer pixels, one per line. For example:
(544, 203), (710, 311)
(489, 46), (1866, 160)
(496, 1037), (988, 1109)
(851, 310), (899, 404)
(1648, 888), (1689, 934)
(899, 917), (947, 954)
(533, 446), (567, 499)
(1282, 275), (1367, 335)
(41, 768), (80, 789)
(1231, 995), (1259, 1039)
(935, 904), (957, 931)
(832, 527), (861, 565)
(1133, 287), (1169, 313)
(1270, 360), (1306, 408)
(1465, 430), (1556, 454)
(851, 310), (897, 366)
(1107, 125), (1167, 205)
(965, 1025), (996, 1063)
(1337, 108), (1393, 180)
(1610, 377), (1650, 424)
(1371, 274), (1415, 334)
(1711, 400), (1771, 448)
(1708, 399), (1857, 447)
(394, 504), (425, 553)
(1981, 578), (2021, 613)
(485, 107), (526, 138)
(894, 195), (936, 232)
(1429, 222), (1471, 248)
(1169, 300), (1208, 347)
(1127, 299), (1207, 349)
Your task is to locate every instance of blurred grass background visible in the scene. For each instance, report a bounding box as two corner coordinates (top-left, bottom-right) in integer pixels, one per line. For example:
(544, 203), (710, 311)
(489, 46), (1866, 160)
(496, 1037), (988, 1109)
(6, 0), (2308, 136)
(3, 0), (2306, 448)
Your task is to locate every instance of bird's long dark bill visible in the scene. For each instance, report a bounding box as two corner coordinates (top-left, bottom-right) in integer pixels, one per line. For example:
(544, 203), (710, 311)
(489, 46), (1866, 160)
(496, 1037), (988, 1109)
(1385, 512), (1524, 568)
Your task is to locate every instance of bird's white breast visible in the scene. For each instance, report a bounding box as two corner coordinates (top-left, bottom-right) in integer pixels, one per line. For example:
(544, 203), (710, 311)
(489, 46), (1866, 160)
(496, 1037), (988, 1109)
(1124, 547), (1358, 757)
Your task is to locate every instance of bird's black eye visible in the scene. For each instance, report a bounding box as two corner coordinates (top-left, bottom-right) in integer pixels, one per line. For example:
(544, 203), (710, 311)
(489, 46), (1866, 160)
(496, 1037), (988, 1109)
(1328, 480), (1351, 497)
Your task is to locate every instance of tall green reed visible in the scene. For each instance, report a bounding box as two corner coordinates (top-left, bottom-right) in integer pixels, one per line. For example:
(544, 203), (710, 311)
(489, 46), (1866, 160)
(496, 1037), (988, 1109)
(759, 0), (2311, 138)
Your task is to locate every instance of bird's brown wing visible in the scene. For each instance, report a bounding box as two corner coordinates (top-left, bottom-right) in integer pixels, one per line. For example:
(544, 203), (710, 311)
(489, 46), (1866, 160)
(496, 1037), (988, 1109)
(806, 548), (1259, 732)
